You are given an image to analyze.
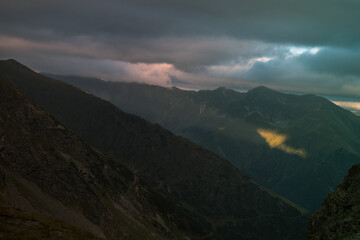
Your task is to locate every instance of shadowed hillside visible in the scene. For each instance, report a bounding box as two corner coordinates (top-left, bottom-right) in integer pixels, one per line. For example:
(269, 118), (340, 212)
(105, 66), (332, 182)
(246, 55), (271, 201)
(0, 207), (103, 240)
(0, 76), (215, 240)
(49, 75), (360, 211)
(308, 163), (360, 239)
(0, 59), (310, 240)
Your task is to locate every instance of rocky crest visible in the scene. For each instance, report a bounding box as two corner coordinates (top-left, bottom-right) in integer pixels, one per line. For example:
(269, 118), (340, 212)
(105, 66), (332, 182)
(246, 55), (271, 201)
(308, 163), (360, 239)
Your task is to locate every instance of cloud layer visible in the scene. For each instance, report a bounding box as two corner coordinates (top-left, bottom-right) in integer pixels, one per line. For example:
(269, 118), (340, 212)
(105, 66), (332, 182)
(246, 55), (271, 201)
(1, 0), (360, 97)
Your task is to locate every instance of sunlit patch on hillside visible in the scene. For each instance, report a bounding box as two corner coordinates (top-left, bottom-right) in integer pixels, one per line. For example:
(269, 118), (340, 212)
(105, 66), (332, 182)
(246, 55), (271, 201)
(257, 129), (307, 158)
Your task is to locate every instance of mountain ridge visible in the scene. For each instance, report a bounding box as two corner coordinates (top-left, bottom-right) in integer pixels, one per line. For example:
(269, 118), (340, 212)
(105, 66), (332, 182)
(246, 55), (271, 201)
(0, 59), (310, 240)
(46, 73), (360, 211)
(308, 162), (360, 239)
(0, 74), (215, 240)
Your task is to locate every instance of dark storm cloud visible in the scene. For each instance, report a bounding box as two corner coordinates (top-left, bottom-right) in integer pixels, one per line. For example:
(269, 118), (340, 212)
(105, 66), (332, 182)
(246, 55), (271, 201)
(1, 0), (360, 45)
(237, 47), (360, 96)
(299, 46), (360, 77)
(0, 33), (286, 72)
(1, 0), (360, 97)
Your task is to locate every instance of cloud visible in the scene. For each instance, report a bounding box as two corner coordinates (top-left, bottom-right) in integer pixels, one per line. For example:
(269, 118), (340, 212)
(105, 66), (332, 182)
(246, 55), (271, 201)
(1, 0), (359, 46)
(333, 101), (360, 111)
(1, 0), (360, 97)
(298, 46), (360, 76)
(0, 34), (284, 72)
(39, 57), (177, 87)
(217, 47), (360, 97)
(333, 101), (360, 116)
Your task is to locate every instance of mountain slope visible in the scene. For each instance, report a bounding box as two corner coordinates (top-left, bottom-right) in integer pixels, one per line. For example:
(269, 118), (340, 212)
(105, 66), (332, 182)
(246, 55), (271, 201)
(0, 207), (103, 240)
(308, 163), (360, 239)
(0, 76), (214, 240)
(50, 75), (360, 211)
(0, 59), (310, 240)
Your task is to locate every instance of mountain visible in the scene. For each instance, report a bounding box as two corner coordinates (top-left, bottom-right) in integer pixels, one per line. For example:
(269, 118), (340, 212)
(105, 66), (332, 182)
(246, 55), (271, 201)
(0, 207), (103, 240)
(0, 59), (310, 240)
(48, 75), (360, 211)
(308, 163), (360, 239)
(0, 75), (214, 239)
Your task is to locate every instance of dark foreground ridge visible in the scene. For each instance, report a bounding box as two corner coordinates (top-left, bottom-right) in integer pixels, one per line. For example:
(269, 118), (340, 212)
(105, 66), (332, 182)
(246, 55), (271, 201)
(0, 74), (215, 239)
(0, 59), (310, 240)
(308, 163), (360, 239)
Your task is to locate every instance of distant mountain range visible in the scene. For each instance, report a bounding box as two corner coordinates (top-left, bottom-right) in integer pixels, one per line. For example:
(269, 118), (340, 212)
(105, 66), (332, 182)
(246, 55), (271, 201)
(0, 76), (213, 240)
(0, 59), (309, 240)
(45, 74), (360, 212)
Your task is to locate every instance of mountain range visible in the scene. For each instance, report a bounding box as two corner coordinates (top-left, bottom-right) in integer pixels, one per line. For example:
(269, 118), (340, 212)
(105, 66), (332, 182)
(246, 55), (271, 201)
(0, 59), (310, 240)
(0, 76), (215, 240)
(46, 75), (360, 211)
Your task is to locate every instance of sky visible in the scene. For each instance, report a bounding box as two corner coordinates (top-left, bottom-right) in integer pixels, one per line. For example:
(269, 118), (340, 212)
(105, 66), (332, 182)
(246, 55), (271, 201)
(1, 0), (360, 104)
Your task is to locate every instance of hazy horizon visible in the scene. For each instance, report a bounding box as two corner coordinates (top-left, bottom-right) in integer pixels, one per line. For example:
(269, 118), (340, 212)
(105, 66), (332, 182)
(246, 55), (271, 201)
(40, 71), (360, 116)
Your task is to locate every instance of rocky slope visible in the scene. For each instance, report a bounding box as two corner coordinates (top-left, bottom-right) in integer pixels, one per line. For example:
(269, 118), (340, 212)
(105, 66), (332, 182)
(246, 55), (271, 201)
(50, 75), (360, 211)
(0, 207), (103, 240)
(308, 163), (360, 239)
(0, 76), (214, 240)
(0, 59), (310, 240)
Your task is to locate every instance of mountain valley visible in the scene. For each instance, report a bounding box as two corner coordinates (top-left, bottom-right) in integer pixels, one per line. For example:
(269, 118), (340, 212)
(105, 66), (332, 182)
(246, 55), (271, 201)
(46, 75), (360, 212)
(0, 59), (310, 240)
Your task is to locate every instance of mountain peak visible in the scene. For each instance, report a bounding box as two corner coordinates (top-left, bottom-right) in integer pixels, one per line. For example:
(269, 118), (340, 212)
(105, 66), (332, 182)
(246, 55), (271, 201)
(209, 86), (241, 97)
(247, 85), (282, 95)
(214, 86), (228, 91)
(3, 58), (18, 62)
(2, 58), (22, 65)
(1, 59), (35, 73)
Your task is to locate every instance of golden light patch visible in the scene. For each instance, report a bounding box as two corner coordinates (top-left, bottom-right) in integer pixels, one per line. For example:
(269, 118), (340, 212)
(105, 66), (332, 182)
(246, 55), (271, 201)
(257, 129), (307, 158)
